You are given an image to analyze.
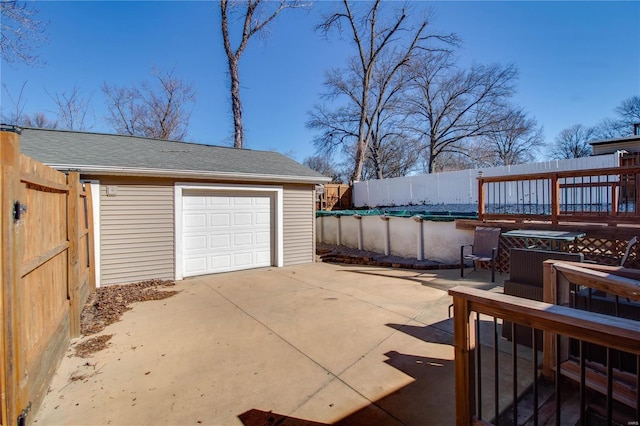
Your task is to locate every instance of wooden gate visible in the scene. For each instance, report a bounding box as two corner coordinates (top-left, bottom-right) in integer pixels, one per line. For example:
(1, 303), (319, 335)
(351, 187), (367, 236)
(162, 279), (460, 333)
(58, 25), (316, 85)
(1, 130), (95, 425)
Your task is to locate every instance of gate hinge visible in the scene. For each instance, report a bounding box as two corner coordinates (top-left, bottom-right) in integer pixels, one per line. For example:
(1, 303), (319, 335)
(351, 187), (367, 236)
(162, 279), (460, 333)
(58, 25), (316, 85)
(17, 401), (31, 426)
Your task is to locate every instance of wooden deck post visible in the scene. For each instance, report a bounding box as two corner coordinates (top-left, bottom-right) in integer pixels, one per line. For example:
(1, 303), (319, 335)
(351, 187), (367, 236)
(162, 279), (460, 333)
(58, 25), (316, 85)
(477, 175), (485, 222)
(551, 174), (560, 224)
(453, 296), (475, 425)
(542, 261), (557, 379)
(67, 172), (81, 337)
(542, 260), (573, 379)
(635, 170), (640, 218)
(611, 181), (619, 216)
(1, 130), (21, 426)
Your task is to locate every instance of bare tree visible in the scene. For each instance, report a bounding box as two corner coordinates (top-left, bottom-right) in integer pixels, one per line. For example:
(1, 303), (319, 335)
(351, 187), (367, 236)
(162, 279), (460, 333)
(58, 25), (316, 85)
(552, 124), (594, 159)
(591, 96), (640, 140)
(308, 93), (418, 180)
(303, 155), (341, 182)
(426, 151), (474, 173)
(615, 95), (640, 134)
(22, 112), (58, 129)
(405, 50), (518, 173)
(316, 0), (456, 182)
(47, 84), (93, 130)
(1, 80), (57, 127)
(221, 0), (307, 149)
(307, 103), (360, 155)
(364, 135), (420, 179)
(478, 106), (544, 166)
(1, 1), (47, 66)
(1, 81), (28, 123)
(591, 117), (626, 140)
(103, 68), (195, 140)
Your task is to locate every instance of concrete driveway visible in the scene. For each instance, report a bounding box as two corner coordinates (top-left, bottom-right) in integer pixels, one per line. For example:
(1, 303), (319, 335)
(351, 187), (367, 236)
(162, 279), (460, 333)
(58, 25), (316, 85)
(33, 262), (497, 426)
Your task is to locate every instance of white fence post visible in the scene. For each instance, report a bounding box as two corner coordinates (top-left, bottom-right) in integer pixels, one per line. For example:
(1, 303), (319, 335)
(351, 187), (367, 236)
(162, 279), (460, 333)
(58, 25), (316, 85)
(354, 214), (363, 250)
(380, 215), (390, 255)
(412, 215), (424, 261)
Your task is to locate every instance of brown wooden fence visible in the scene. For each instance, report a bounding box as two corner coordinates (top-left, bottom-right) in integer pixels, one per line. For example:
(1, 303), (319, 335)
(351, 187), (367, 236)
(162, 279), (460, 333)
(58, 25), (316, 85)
(1, 130), (95, 425)
(317, 184), (351, 211)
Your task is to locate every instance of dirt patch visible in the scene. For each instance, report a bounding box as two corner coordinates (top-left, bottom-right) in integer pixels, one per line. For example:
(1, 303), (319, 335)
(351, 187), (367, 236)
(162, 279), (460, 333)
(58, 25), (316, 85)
(75, 279), (179, 357)
(316, 242), (457, 270)
(74, 335), (113, 358)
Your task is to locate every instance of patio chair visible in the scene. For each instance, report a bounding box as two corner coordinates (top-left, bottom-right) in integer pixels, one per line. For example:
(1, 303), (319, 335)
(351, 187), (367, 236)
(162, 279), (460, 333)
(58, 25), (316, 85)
(621, 236), (638, 267)
(460, 226), (501, 283)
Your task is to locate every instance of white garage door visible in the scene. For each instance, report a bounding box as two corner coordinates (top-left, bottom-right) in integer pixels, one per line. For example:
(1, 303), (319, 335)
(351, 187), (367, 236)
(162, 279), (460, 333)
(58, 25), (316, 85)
(182, 193), (272, 276)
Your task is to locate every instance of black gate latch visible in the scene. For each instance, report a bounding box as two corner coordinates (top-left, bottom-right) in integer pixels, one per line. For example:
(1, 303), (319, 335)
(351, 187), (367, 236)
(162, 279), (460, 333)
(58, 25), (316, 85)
(13, 201), (27, 222)
(17, 401), (31, 426)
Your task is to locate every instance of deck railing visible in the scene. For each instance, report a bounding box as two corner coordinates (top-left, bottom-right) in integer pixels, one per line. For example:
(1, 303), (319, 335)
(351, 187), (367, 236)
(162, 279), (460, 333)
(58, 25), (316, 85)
(477, 165), (640, 225)
(449, 262), (640, 425)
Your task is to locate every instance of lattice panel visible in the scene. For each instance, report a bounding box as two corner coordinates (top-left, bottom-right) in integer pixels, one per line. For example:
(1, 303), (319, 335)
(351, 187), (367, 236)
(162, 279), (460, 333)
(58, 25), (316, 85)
(495, 236), (640, 274)
(578, 237), (622, 266)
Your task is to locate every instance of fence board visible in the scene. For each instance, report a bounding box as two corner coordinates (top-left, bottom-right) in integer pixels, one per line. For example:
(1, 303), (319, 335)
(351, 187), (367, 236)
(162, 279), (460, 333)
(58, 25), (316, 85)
(1, 131), (21, 426)
(1, 131), (95, 425)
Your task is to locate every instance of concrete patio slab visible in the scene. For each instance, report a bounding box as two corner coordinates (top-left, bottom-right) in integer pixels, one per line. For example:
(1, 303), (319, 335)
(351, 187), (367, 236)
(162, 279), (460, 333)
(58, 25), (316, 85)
(33, 262), (504, 426)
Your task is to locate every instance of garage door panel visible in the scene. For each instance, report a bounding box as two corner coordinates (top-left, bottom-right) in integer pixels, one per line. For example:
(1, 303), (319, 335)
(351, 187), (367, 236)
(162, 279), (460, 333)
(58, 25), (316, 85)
(211, 196), (231, 206)
(210, 254), (232, 270)
(233, 197), (252, 206)
(184, 213), (206, 228)
(183, 192), (272, 276)
(234, 232), (252, 246)
(184, 196), (206, 206)
(234, 252), (253, 267)
(185, 257), (207, 275)
(210, 235), (230, 249)
(255, 250), (271, 264)
(256, 212), (270, 225)
(255, 231), (270, 244)
(210, 213), (230, 227)
(233, 212), (252, 226)
(185, 235), (207, 250)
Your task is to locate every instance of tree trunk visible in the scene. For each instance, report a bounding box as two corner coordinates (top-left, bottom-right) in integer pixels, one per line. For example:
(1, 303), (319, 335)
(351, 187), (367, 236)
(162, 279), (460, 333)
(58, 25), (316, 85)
(350, 140), (366, 183)
(228, 56), (244, 149)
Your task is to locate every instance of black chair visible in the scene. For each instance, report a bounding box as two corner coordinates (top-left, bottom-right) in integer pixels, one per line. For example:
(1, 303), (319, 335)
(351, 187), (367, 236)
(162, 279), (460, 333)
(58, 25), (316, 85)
(621, 236), (638, 267)
(460, 226), (501, 282)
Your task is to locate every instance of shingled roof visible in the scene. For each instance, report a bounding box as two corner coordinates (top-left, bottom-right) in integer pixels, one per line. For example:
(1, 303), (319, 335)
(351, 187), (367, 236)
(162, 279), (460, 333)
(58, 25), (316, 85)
(16, 127), (329, 184)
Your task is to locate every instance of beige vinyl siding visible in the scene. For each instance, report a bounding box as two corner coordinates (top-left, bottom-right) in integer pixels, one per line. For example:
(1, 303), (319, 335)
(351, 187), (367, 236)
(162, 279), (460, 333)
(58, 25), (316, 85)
(283, 184), (315, 265)
(100, 182), (174, 285)
(592, 141), (640, 155)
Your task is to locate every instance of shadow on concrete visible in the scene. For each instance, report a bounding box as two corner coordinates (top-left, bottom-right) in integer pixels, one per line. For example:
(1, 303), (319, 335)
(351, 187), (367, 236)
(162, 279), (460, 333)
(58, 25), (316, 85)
(339, 267), (500, 292)
(238, 350), (456, 426)
(237, 269), (506, 425)
(386, 321), (454, 346)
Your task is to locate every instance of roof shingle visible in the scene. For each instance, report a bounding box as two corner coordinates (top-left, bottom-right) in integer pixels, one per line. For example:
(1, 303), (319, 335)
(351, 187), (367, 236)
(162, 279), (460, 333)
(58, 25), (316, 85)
(16, 127), (329, 183)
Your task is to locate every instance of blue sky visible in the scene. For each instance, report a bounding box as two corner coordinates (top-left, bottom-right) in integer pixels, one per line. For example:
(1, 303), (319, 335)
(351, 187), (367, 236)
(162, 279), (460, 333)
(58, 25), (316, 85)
(1, 1), (639, 164)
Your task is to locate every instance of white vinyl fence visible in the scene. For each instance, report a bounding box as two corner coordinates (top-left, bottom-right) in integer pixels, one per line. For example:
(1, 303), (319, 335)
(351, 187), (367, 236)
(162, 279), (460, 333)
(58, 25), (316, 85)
(353, 154), (620, 208)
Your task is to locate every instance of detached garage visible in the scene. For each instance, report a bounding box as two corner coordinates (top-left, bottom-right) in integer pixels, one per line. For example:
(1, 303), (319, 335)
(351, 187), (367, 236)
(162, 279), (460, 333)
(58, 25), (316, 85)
(19, 127), (330, 286)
